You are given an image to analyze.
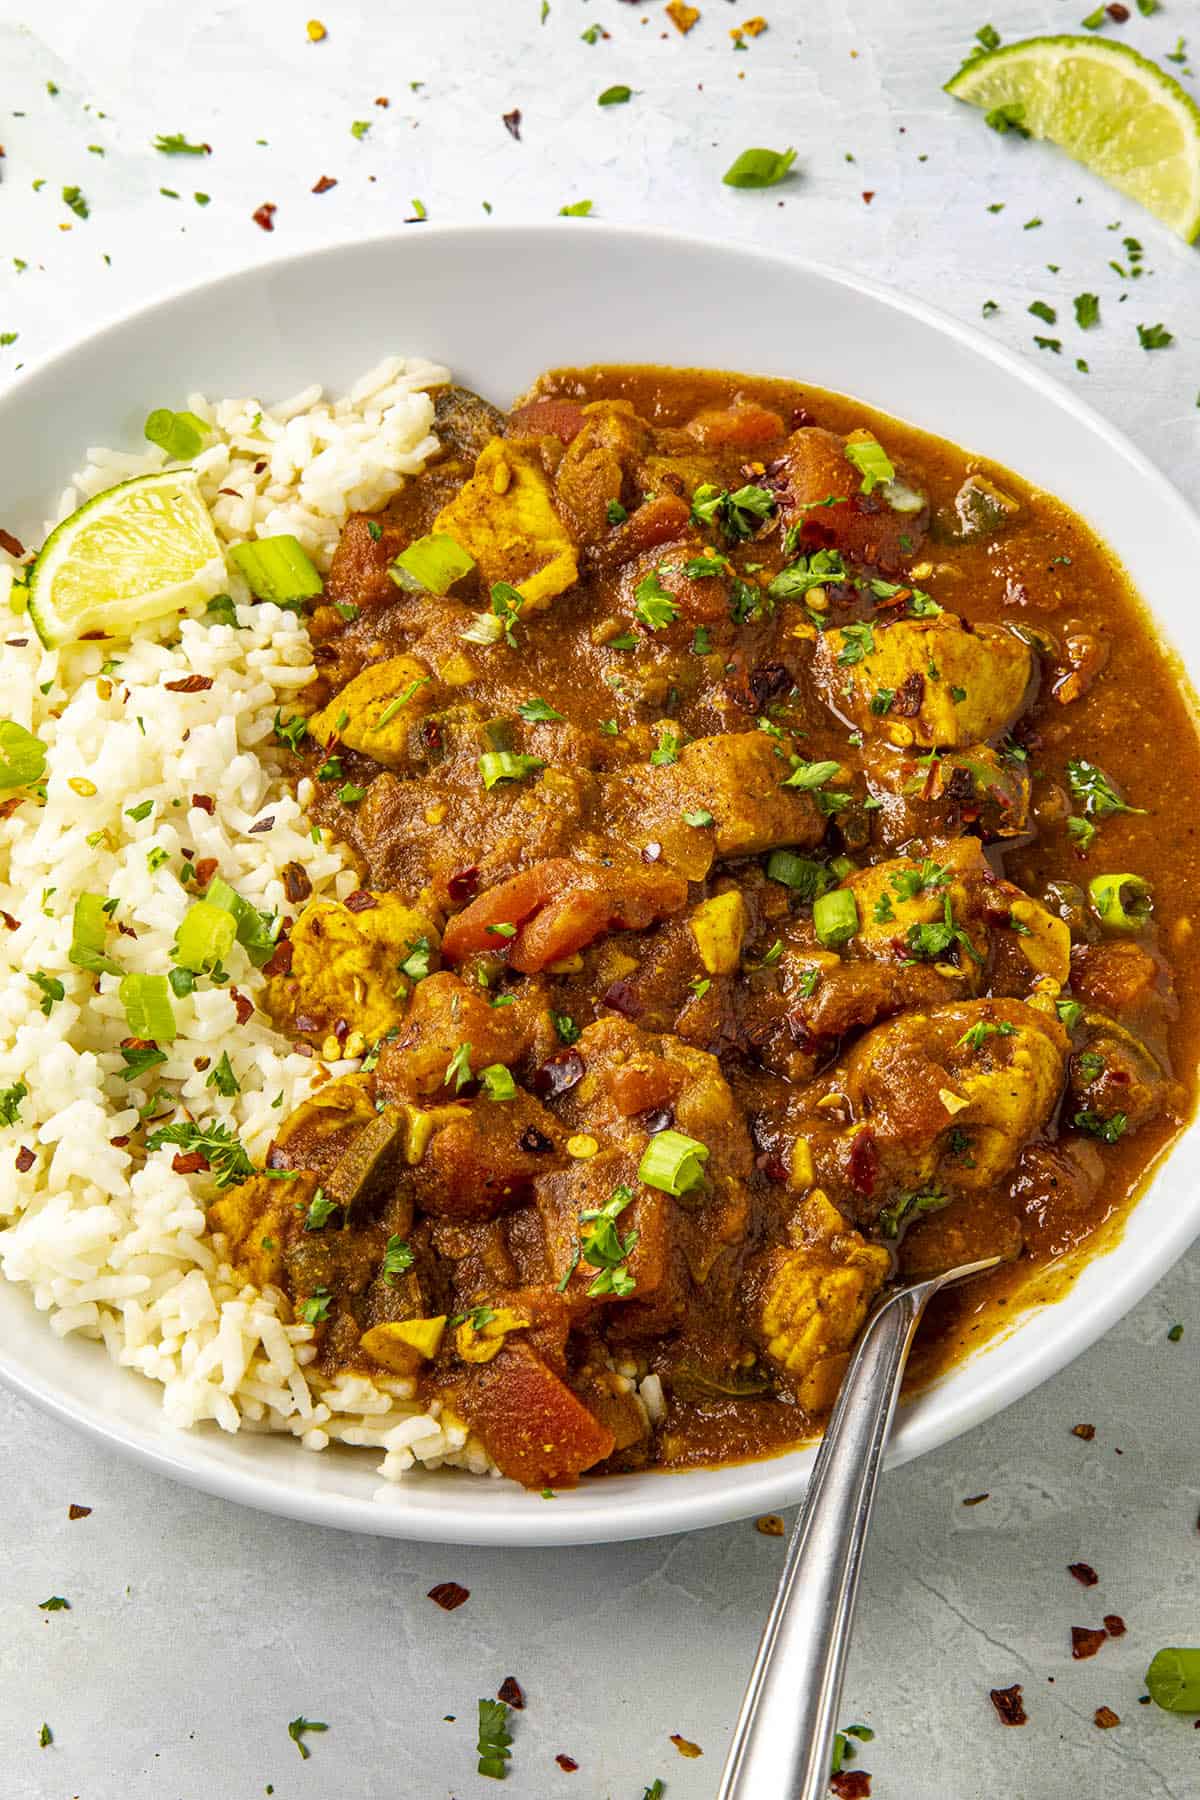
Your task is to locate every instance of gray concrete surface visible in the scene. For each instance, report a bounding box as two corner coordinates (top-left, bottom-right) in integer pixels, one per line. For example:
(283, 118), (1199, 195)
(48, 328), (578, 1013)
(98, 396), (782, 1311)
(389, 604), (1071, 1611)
(3, 2), (1200, 1794)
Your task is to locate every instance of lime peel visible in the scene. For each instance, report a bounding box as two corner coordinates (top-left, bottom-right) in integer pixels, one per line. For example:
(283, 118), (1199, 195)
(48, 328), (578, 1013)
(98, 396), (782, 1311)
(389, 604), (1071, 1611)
(946, 35), (1200, 242)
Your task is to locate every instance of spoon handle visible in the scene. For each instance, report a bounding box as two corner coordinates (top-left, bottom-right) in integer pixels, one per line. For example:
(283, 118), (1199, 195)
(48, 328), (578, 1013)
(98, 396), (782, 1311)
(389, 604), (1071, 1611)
(715, 1276), (937, 1800)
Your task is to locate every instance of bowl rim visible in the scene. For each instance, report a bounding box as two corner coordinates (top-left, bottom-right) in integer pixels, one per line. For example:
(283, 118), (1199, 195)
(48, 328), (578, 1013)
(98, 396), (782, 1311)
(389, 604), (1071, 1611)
(1, 219), (1198, 1546)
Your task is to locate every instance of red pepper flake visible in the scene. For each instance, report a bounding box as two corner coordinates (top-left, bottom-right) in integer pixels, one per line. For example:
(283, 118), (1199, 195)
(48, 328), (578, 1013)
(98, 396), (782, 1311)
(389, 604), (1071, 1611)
(503, 109), (522, 140)
(427, 1581), (469, 1612)
(312, 175), (338, 194)
(755, 1513), (786, 1536)
(497, 1676), (525, 1710)
(670, 1735), (702, 1759)
(1071, 1422), (1096, 1441)
(248, 815), (275, 834)
(1103, 1614), (1126, 1637)
(230, 986), (254, 1026)
(68, 1504), (92, 1520)
(862, 190), (875, 204)
(962, 1493), (990, 1506)
(847, 1126), (878, 1196)
(1105, 2), (1129, 17)
(191, 794), (215, 814)
(165, 675), (215, 693)
(0, 527), (25, 558)
(282, 862), (313, 905)
(1068, 1562), (1098, 1586)
(110, 1135), (130, 1148)
(1094, 1705), (1121, 1729)
(601, 978), (642, 1020)
(262, 939), (293, 978)
(194, 856), (219, 888)
(374, 95), (390, 107)
(555, 1754), (579, 1772)
(1071, 1626), (1107, 1660)
(989, 1685), (1027, 1726)
(0, 910), (17, 931)
(252, 202), (277, 232)
(343, 889), (378, 913)
(831, 1775), (872, 1799)
(15, 1145), (35, 1173)
(172, 1150), (209, 1175)
(447, 865), (480, 904)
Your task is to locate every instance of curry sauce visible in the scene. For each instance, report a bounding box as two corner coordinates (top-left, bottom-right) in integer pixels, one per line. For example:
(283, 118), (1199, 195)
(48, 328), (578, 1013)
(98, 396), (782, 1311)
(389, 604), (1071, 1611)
(219, 365), (1200, 1485)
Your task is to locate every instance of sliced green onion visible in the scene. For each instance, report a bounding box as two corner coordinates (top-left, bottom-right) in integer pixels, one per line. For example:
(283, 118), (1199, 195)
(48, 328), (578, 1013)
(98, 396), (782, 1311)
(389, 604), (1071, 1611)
(68, 892), (123, 975)
(480, 1063), (517, 1102)
(782, 758), (842, 791)
(638, 1128), (710, 1196)
(368, 676), (430, 733)
(174, 899), (238, 973)
(1088, 873), (1153, 933)
(118, 973), (176, 1043)
(479, 751), (545, 790)
(765, 850), (835, 903)
(1145, 1648), (1200, 1712)
(204, 875), (279, 966)
(144, 408), (210, 460)
(461, 611), (506, 646)
(813, 887), (860, 948)
(0, 719), (46, 789)
(389, 532), (475, 595)
(844, 435), (896, 495)
(228, 535), (323, 604)
(722, 146), (797, 188)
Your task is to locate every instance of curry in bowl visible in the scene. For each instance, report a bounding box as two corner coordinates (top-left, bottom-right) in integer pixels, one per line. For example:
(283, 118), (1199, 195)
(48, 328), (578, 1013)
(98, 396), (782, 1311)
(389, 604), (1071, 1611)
(1, 360), (1194, 1491)
(218, 366), (1198, 1486)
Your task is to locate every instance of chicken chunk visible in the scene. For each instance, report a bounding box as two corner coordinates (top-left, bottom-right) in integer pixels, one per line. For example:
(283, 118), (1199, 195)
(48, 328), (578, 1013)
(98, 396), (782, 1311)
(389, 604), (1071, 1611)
(756, 846), (1069, 1073)
(432, 437), (578, 610)
(746, 1190), (889, 1408)
(552, 402), (652, 544)
(410, 1090), (567, 1220)
(861, 741), (1032, 849)
(210, 1170), (322, 1290)
(794, 998), (1068, 1228)
(375, 969), (544, 1099)
(814, 614), (1034, 748)
(307, 655), (434, 767)
(605, 730), (825, 880)
(266, 893), (441, 1046)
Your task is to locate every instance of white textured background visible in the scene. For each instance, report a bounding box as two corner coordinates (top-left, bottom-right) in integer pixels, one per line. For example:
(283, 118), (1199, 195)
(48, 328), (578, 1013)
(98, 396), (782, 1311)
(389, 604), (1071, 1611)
(3, 3), (1200, 1796)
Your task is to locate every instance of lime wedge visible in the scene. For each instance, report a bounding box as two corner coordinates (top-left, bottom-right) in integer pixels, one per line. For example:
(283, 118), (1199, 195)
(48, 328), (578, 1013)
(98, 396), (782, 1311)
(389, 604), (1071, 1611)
(945, 35), (1200, 242)
(28, 469), (226, 648)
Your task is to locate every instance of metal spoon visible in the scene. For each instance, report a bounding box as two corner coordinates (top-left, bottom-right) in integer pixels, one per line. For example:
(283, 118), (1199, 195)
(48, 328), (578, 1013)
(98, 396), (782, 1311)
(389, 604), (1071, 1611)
(716, 1253), (1004, 1800)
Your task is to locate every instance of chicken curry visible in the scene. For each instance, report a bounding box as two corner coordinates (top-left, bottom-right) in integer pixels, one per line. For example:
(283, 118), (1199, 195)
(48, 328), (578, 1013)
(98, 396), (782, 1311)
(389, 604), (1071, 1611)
(213, 365), (1200, 1487)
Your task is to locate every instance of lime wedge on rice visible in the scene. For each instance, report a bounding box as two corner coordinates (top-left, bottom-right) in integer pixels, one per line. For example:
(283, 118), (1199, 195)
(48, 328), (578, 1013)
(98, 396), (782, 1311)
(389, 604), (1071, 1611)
(945, 36), (1200, 242)
(28, 468), (226, 648)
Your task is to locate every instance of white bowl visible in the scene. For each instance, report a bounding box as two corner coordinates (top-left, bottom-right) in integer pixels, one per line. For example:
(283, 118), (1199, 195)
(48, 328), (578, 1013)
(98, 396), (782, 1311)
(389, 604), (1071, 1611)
(1, 224), (1197, 1546)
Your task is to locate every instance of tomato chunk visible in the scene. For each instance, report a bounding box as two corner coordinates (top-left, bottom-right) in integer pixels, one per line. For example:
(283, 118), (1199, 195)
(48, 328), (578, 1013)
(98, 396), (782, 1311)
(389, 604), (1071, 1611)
(685, 399), (786, 450)
(507, 398), (587, 444)
(441, 858), (687, 973)
(461, 1341), (615, 1486)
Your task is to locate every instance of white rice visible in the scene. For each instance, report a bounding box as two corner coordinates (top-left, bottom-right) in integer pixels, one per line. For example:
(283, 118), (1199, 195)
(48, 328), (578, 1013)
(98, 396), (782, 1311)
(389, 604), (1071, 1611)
(0, 354), (503, 1482)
